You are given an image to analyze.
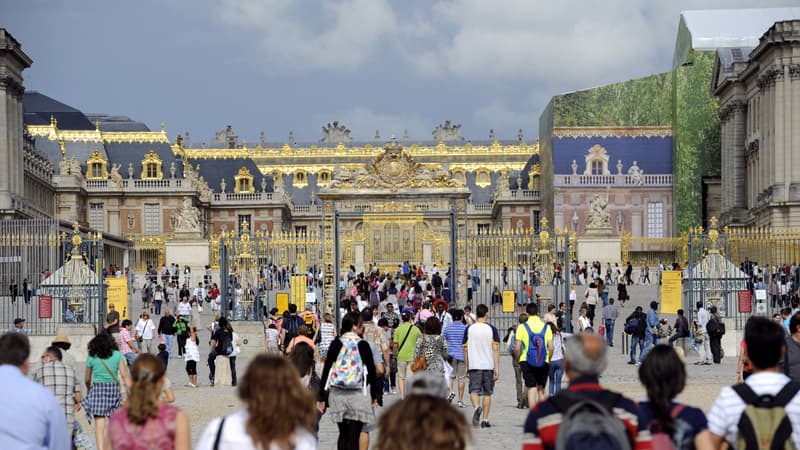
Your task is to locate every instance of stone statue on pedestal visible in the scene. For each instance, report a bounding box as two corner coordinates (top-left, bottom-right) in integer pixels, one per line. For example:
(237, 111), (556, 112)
(110, 164), (123, 188)
(586, 193), (611, 229)
(171, 197), (201, 232)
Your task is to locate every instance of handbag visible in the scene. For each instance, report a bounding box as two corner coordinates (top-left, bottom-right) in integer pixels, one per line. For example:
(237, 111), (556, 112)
(411, 355), (427, 372)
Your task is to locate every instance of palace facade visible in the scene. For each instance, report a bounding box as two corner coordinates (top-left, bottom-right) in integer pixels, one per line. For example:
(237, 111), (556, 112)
(1, 27), (543, 273)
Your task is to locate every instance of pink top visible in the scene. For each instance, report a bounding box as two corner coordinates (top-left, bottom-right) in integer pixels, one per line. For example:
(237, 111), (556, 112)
(109, 403), (180, 450)
(119, 328), (133, 354)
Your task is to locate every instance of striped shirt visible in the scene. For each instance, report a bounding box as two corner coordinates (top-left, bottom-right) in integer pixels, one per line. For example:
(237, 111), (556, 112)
(522, 376), (651, 450)
(442, 322), (466, 361)
(707, 371), (800, 448)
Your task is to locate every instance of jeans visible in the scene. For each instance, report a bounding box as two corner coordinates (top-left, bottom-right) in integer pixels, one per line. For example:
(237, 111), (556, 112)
(163, 334), (174, 356)
(124, 351), (136, 366)
(604, 319), (615, 346)
(639, 334), (657, 362)
(548, 359), (564, 396)
(208, 350), (237, 385)
(629, 335), (644, 363)
(154, 300), (162, 315)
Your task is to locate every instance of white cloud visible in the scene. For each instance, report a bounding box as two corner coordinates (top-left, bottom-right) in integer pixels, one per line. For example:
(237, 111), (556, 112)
(217, 0), (396, 70)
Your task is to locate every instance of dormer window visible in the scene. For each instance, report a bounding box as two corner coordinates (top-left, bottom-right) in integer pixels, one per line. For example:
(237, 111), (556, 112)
(318, 170), (331, 187)
(234, 167), (255, 193)
(85, 150), (108, 179)
(452, 169), (467, 186)
(583, 144), (610, 176)
(475, 169), (491, 188)
(141, 150), (163, 180)
(294, 170), (308, 188)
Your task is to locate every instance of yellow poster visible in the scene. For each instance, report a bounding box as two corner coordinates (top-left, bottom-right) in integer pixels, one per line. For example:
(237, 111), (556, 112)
(106, 277), (129, 320)
(276, 292), (290, 313)
(502, 290), (516, 313)
(660, 271), (682, 314)
(291, 275), (307, 308)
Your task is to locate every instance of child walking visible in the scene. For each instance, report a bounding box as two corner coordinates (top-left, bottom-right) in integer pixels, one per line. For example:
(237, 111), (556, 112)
(184, 326), (200, 387)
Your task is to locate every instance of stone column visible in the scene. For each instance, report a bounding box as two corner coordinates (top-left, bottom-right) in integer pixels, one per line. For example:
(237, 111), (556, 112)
(0, 29), (32, 217)
(790, 65), (800, 200)
(730, 101), (747, 218)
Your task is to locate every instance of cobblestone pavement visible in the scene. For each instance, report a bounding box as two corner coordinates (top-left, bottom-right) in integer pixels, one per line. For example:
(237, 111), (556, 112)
(102, 279), (737, 449)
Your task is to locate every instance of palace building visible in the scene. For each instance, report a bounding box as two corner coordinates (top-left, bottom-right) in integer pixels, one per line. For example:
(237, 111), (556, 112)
(1, 27), (543, 274)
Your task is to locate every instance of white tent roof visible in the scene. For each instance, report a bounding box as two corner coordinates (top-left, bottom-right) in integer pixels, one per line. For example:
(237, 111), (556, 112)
(688, 251), (749, 279)
(41, 256), (100, 286)
(674, 8), (800, 67)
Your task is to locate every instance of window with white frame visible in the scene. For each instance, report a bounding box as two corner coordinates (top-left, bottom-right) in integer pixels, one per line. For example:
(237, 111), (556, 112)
(88, 203), (104, 232)
(647, 202), (664, 238)
(143, 204), (161, 235)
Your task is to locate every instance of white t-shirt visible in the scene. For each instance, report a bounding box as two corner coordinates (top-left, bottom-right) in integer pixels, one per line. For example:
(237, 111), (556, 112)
(196, 409), (317, 450)
(578, 316), (591, 332)
(708, 371), (800, 448)
(135, 318), (155, 339)
(464, 321), (500, 370)
(177, 302), (191, 316)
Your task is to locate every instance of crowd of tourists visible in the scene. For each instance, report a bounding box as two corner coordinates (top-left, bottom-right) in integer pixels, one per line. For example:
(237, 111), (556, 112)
(12, 258), (800, 450)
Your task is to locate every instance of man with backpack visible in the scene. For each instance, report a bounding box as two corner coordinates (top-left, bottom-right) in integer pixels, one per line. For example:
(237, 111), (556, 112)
(514, 303), (554, 408)
(522, 334), (647, 450)
(281, 304), (305, 353)
(708, 316), (800, 449)
(625, 306), (647, 366)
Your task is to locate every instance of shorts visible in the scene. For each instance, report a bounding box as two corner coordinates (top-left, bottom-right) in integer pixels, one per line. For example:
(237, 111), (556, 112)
(397, 360), (413, 380)
(450, 359), (466, 379)
(521, 362), (549, 388)
(468, 369), (495, 395)
(186, 360), (197, 375)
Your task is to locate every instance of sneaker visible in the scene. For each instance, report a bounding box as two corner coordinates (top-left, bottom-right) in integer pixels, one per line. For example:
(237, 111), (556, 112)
(448, 392), (456, 402)
(627, 361), (635, 365)
(457, 401), (466, 408)
(481, 420), (491, 428)
(635, 361), (641, 367)
(391, 388), (397, 394)
(472, 407), (482, 427)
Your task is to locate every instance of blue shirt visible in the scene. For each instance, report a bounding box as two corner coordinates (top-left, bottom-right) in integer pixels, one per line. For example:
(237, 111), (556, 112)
(646, 309), (658, 337)
(0, 365), (70, 450)
(442, 322), (467, 361)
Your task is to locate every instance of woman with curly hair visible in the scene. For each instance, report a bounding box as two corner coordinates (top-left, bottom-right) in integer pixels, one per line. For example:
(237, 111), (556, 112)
(107, 354), (189, 449)
(376, 372), (471, 450)
(413, 316), (449, 378)
(82, 333), (131, 450)
(638, 345), (714, 450)
(197, 353), (317, 450)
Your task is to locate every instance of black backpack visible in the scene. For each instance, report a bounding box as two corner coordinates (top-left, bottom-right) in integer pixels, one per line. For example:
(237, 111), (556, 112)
(732, 381), (800, 450)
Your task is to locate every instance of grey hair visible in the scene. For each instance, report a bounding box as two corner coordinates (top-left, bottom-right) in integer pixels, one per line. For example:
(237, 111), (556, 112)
(407, 371), (450, 398)
(563, 335), (607, 376)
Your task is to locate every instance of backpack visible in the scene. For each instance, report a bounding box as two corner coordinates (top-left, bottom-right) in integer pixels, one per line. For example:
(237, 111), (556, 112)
(706, 319), (720, 337)
(649, 404), (689, 450)
(551, 391), (632, 450)
(523, 322), (547, 368)
(217, 330), (234, 356)
(624, 318), (639, 335)
(732, 381), (800, 450)
(327, 338), (366, 390)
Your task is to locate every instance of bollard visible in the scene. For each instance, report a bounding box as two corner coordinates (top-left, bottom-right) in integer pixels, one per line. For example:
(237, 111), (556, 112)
(214, 356), (232, 387)
(622, 332), (629, 355)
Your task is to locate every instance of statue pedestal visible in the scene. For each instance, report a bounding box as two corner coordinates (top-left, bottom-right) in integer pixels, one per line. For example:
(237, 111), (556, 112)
(577, 234), (621, 266)
(165, 236), (209, 273)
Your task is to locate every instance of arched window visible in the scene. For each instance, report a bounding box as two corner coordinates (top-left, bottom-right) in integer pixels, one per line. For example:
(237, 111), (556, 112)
(475, 169), (491, 188)
(234, 167), (255, 193)
(85, 150), (108, 179)
(317, 170), (331, 187)
(452, 169), (467, 186)
(583, 144), (610, 175)
(293, 170), (308, 188)
(141, 150), (163, 180)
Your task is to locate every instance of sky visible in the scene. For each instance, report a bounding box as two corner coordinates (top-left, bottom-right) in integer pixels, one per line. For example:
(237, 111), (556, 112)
(4, 0), (797, 144)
